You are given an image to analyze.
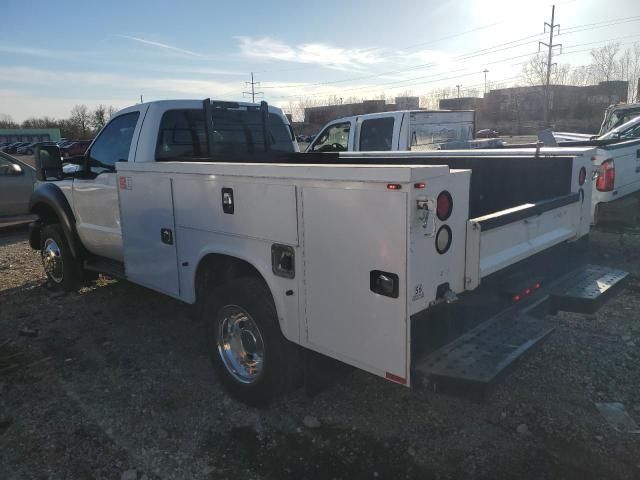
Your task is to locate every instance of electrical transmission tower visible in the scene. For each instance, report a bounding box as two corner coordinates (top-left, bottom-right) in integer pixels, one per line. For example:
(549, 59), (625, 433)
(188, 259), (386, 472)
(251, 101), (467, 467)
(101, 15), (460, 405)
(539, 5), (562, 126)
(243, 72), (264, 104)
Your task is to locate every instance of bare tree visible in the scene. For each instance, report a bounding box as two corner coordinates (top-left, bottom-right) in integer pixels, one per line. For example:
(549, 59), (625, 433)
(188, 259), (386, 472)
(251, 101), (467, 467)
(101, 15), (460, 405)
(70, 104), (90, 138)
(590, 43), (621, 84)
(0, 114), (19, 128)
(617, 43), (640, 102)
(21, 116), (58, 129)
(520, 53), (572, 86)
(568, 65), (593, 86)
(91, 104), (108, 131)
(107, 105), (118, 118)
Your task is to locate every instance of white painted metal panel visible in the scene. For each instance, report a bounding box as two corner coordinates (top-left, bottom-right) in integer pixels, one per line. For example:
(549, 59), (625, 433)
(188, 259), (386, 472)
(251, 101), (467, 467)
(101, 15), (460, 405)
(408, 170), (471, 315)
(302, 186), (408, 379)
(473, 203), (581, 280)
(172, 178), (298, 245)
(118, 173), (180, 297)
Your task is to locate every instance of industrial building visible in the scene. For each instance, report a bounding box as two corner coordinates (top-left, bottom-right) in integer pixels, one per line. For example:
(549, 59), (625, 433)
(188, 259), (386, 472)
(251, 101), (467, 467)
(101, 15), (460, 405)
(0, 128), (62, 143)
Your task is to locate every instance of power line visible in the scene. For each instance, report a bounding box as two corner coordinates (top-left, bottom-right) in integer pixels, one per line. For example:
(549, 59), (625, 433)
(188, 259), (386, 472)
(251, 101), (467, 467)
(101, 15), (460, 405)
(539, 5), (562, 126)
(242, 72), (263, 103)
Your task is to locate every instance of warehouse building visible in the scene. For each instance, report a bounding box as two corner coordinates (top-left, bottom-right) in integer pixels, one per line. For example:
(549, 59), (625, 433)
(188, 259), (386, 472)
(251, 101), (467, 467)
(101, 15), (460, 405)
(0, 128), (61, 143)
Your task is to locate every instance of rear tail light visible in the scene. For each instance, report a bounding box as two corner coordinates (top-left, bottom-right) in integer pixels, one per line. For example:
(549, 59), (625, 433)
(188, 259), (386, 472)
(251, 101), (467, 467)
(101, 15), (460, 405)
(512, 281), (542, 302)
(435, 225), (452, 254)
(578, 166), (586, 186)
(596, 159), (615, 192)
(436, 191), (453, 220)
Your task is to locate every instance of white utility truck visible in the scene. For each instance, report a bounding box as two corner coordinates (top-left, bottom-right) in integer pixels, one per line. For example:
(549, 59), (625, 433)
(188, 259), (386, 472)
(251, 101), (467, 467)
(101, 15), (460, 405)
(552, 102), (640, 142)
(306, 110), (502, 153)
(28, 99), (627, 405)
(538, 123), (640, 224)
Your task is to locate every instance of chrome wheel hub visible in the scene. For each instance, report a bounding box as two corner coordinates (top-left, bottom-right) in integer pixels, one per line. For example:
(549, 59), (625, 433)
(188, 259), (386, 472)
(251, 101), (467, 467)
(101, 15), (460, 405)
(42, 238), (63, 283)
(217, 305), (264, 384)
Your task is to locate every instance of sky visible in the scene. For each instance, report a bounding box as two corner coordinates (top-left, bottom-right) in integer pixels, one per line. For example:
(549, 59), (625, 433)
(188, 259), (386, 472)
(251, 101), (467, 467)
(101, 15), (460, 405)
(1, 0), (640, 121)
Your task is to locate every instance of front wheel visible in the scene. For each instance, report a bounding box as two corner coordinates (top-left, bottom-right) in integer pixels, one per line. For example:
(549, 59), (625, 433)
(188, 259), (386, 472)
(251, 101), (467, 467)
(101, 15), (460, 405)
(204, 277), (300, 406)
(40, 224), (82, 291)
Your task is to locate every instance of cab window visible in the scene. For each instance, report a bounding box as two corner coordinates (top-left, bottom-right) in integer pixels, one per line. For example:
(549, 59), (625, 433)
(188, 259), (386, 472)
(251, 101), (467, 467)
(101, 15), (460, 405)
(156, 108), (295, 160)
(89, 112), (140, 168)
(310, 122), (350, 152)
(359, 117), (394, 151)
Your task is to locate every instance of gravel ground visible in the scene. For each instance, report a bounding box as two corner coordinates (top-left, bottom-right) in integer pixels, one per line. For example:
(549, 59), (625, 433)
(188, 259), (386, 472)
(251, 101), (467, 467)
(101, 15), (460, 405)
(1, 225), (639, 480)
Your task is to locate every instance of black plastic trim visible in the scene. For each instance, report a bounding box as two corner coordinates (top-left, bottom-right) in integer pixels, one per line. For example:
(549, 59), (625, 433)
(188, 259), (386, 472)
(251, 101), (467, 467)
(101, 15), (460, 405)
(370, 270), (399, 298)
(475, 192), (580, 231)
(28, 182), (82, 257)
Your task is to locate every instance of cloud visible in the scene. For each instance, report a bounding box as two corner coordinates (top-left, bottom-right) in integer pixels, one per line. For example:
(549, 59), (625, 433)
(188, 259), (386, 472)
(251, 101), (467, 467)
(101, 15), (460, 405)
(0, 45), (82, 60)
(235, 36), (384, 68)
(117, 35), (205, 57)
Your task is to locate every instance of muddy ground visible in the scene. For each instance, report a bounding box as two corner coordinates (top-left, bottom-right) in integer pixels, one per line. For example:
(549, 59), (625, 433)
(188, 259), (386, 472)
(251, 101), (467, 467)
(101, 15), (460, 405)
(1, 225), (639, 480)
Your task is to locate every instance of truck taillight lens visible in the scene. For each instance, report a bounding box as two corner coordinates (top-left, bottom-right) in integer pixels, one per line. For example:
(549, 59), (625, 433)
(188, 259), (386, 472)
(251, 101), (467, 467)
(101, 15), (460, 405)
(578, 166), (586, 186)
(596, 159), (615, 192)
(436, 191), (453, 221)
(435, 225), (452, 254)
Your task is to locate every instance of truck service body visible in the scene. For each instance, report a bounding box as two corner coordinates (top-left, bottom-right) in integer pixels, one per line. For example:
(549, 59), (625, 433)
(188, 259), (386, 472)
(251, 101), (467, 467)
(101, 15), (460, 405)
(28, 99), (627, 404)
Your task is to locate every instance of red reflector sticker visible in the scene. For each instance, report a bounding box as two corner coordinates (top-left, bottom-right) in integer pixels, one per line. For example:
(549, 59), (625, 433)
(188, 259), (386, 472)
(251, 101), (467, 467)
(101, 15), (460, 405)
(387, 183), (402, 190)
(385, 372), (407, 385)
(414, 182), (426, 189)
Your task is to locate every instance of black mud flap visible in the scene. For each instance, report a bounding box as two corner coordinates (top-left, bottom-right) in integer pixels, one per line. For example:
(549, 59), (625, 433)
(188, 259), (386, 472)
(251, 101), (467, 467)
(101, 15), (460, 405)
(551, 264), (628, 314)
(413, 312), (554, 399)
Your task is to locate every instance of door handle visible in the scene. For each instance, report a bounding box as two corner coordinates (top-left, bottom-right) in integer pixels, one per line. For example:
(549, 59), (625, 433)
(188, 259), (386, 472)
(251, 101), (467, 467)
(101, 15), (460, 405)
(160, 228), (173, 245)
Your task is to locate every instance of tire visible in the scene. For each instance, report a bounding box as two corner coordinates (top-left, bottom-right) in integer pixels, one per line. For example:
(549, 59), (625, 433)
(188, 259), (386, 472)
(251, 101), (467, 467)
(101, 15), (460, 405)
(40, 224), (82, 292)
(204, 277), (300, 406)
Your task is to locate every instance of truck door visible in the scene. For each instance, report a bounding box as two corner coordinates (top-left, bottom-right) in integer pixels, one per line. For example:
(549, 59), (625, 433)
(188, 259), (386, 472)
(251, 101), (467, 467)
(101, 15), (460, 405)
(355, 114), (399, 151)
(0, 156), (33, 217)
(72, 106), (147, 262)
(307, 120), (354, 152)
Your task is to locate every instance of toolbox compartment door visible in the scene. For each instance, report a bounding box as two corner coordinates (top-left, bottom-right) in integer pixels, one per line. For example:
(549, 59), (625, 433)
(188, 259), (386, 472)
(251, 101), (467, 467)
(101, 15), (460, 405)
(302, 186), (408, 380)
(118, 174), (180, 297)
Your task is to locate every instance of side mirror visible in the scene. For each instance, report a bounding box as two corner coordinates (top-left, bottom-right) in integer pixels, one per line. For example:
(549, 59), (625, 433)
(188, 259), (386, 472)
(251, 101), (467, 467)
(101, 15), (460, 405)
(35, 145), (63, 180)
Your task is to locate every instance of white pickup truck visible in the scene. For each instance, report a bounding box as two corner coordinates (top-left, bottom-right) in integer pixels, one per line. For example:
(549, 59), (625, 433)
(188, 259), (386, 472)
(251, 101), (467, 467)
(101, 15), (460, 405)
(539, 119), (640, 224)
(306, 110), (502, 153)
(28, 99), (627, 405)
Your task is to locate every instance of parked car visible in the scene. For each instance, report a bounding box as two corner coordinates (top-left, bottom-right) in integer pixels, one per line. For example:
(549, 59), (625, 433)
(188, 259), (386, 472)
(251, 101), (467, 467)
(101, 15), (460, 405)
(0, 152), (36, 222)
(61, 140), (91, 158)
(3, 142), (29, 153)
(23, 141), (57, 155)
(476, 128), (499, 138)
(16, 142), (38, 155)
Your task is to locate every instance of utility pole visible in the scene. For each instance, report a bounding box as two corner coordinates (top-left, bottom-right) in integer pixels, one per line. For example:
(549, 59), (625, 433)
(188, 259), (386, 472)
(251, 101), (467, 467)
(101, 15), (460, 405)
(539, 5), (562, 126)
(243, 72), (263, 104)
(140, 95), (143, 104)
(483, 69), (489, 95)
(456, 84), (462, 98)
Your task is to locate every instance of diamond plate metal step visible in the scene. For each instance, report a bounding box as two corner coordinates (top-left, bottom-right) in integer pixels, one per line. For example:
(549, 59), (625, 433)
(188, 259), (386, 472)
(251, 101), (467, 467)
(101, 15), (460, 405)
(551, 264), (628, 314)
(413, 313), (554, 388)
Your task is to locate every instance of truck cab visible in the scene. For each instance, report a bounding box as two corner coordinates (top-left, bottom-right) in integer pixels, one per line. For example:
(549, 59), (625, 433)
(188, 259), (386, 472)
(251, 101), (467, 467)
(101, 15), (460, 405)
(306, 110), (476, 153)
(29, 100), (298, 272)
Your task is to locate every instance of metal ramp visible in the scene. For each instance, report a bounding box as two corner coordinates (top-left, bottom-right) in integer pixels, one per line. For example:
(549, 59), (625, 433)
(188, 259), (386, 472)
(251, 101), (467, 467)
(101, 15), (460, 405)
(413, 312), (554, 394)
(551, 264), (628, 314)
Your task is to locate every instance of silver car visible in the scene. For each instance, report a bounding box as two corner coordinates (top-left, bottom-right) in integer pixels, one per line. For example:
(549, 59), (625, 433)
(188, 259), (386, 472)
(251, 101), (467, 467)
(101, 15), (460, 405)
(0, 152), (36, 224)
